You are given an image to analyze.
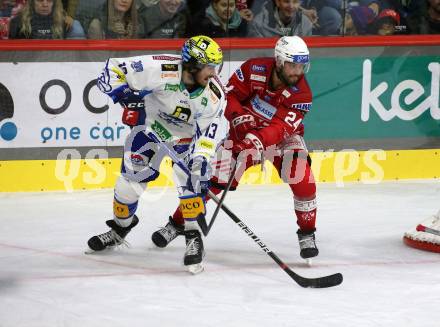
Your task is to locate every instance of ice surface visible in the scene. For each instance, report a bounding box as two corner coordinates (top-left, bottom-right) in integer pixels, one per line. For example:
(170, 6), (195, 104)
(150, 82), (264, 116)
(1, 180), (440, 327)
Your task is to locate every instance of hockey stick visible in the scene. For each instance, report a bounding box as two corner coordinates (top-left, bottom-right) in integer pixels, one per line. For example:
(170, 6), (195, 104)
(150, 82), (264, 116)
(197, 162), (238, 236)
(146, 132), (219, 235)
(416, 224), (440, 237)
(207, 194), (343, 288)
(149, 133), (343, 288)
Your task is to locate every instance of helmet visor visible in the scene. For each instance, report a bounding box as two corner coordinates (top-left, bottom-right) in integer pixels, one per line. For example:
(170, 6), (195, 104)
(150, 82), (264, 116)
(195, 61), (223, 75)
(283, 61), (310, 74)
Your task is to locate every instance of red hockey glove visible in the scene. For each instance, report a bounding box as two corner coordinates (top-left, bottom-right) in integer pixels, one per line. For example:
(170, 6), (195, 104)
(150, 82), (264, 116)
(232, 133), (264, 157)
(231, 114), (257, 140)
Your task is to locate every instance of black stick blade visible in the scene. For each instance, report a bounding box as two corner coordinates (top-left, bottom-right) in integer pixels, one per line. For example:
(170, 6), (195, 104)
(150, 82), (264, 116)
(287, 270), (343, 288)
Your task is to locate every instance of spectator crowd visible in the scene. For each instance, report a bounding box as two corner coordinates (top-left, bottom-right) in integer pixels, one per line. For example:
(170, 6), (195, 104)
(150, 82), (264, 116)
(0, 0), (439, 39)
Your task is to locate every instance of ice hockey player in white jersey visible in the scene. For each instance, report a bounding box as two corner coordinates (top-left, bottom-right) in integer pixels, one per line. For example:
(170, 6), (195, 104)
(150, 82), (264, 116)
(86, 35), (228, 274)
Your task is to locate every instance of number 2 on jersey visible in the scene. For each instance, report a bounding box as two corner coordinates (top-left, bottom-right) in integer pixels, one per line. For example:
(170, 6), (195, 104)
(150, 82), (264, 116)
(285, 112), (302, 130)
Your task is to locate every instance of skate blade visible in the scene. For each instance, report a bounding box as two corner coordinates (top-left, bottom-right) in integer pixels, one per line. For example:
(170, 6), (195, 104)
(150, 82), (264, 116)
(187, 263), (204, 275)
(84, 246), (115, 255)
(84, 248), (96, 255)
(306, 258), (313, 267)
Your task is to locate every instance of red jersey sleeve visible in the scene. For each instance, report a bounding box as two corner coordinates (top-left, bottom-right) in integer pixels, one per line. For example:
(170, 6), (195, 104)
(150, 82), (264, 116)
(225, 61), (253, 121)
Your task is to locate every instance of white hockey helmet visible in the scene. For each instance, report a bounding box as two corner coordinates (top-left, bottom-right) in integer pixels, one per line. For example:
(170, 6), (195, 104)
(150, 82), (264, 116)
(274, 36), (310, 73)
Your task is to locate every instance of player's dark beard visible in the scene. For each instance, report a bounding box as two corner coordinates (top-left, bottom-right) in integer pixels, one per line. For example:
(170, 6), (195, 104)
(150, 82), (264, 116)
(276, 66), (292, 87)
(183, 70), (202, 92)
(183, 62), (203, 91)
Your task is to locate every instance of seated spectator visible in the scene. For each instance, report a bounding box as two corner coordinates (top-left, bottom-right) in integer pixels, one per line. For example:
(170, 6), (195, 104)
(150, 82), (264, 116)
(8, 0), (85, 38)
(75, 0), (104, 36)
(371, 8), (400, 34)
(138, 0), (187, 38)
(189, 0), (247, 37)
(0, 17), (10, 39)
(360, 0), (380, 16)
(62, 0), (84, 38)
(301, 0), (343, 35)
(343, 5), (375, 35)
(87, 0), (139, 39)
(248, 0), (313, 37)
(414, 0), (440, 34)
(1, 0), (18, 17)
(384, 0), (424, 34)
(1, 0), (24, 39)
(236, 0), (254, 22)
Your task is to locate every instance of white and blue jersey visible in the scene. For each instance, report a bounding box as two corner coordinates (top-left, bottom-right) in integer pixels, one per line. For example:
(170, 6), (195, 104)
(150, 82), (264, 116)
(97, 54), (228, 161)
(97, 54), (229, 189)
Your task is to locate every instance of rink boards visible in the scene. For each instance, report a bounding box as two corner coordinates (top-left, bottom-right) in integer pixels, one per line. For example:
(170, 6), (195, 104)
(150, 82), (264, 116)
(1, 149), (439, 192)
(1, 38), (439, 192)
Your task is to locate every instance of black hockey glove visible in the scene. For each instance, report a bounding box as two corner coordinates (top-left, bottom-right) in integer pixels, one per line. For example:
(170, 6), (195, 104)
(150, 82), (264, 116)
(120, 91), (146, 127)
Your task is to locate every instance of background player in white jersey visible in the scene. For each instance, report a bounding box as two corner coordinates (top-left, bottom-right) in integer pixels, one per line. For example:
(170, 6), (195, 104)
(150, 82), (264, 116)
(86, 35), (228, 273)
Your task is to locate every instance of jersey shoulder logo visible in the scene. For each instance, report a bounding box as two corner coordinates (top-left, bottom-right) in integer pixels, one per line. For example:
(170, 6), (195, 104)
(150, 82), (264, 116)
(130, 60), (143, 72)
(209, 81), (222, 100)
(292, 102), (312, 112)
(251, 64), (266, 73)
(235, 68), (244, 81)
(161, 64), (178, 71)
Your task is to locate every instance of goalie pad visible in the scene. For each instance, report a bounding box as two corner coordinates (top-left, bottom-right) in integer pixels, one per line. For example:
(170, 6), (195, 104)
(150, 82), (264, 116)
(403, 210), (440, 253)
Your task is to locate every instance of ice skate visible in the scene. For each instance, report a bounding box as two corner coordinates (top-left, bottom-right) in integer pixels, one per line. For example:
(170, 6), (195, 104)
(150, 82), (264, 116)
(297, 228), (319, 262)
(184, 230), (205, 274)
(86, 215), (139, 253)
(151, 216), (184, 248)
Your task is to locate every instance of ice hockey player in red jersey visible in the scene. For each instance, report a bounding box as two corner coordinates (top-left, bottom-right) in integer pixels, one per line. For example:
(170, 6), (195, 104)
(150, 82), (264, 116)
(152, 36), (319, 261)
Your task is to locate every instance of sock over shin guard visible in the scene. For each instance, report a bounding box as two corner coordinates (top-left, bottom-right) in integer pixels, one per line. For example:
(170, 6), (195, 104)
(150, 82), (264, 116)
(294, 197), (317, 232)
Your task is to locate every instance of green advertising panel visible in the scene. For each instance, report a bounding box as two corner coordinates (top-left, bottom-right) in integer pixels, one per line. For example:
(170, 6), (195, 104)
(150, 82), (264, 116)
(306, 55), (440, 142)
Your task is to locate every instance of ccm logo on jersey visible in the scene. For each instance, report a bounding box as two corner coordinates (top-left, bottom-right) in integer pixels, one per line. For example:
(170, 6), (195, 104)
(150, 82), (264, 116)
(126, 102), (144, 109)
(250, 74), (266, 82)
(292, 103), (312, 112)
(250, 95), (277, 120)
